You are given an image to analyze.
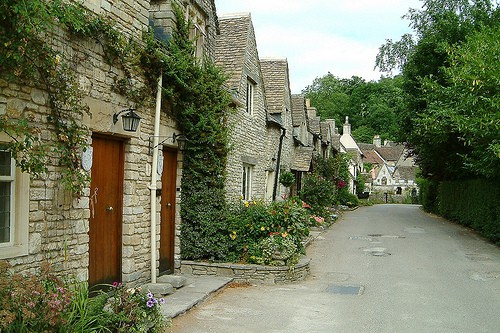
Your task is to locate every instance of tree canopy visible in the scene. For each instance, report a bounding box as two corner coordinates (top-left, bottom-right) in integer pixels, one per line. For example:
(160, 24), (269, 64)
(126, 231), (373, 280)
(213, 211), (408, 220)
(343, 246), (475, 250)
(302, 74), (405, 144)
(376, 0), (500, 180)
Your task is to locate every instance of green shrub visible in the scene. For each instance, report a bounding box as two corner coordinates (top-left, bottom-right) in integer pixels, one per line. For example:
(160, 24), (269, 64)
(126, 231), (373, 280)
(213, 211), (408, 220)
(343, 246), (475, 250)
(336, 188), (359, 207)
(417, 177), (439, 213)
(437, 179), (500, 245)
(227, 198), (310, 265)
(279, 171), (295, 187)
(299, 173), (336, 215)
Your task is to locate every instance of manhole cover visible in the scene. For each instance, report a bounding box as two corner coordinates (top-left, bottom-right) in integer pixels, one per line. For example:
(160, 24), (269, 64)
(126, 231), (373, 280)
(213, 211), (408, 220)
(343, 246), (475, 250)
(326, 285), (364, 295)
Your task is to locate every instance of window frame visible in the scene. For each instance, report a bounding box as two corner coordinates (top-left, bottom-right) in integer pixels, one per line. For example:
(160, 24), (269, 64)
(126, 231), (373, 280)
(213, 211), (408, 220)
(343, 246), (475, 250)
(246, 78), (255, 115)
(0, 147), (15, 247)
(241, 164), (253, 201)
(0, 142), (29, 259)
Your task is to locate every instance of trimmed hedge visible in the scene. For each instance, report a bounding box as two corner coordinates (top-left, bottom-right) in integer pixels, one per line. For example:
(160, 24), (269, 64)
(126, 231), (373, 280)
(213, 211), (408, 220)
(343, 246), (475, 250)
(421, 179), (500, 245)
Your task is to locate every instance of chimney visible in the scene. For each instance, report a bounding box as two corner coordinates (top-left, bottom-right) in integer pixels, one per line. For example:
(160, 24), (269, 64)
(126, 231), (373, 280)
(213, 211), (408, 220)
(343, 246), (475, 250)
(343, 116), (351, 135)
(373, 135), (381, 147)
(305, 99), (311, 108)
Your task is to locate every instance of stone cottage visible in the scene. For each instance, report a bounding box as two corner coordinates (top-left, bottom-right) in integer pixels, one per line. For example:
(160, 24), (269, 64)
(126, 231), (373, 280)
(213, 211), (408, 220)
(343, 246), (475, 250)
(260, 58), (295, 200)
(339, 117), (364, 194)
(359, 136), (418, 196)
(1, 0), (218, 287)
(215, 13), (269, 203)
(290, 95), (314, 195)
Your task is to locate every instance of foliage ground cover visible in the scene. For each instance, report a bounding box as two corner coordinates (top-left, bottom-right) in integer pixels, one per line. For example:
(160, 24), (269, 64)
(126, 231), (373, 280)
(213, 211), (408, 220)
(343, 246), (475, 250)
(0, 261), (168, 333)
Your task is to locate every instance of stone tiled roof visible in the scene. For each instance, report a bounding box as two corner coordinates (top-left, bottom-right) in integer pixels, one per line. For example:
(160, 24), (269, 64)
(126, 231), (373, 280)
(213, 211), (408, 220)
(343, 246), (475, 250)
(292, 146), (314, 171)
(260, 58), (290, 114)
(376, 145), (404, 162)
(291, 94), (307, 127)
(331, 133), (341, 152)
(358, 143), (375, 152)
(215, 14), (252, 91)
(308, 114), (321, 136)
(320, 122), (330, 143)
(363, 150), (385, 165)
(395, 166), (418, 181)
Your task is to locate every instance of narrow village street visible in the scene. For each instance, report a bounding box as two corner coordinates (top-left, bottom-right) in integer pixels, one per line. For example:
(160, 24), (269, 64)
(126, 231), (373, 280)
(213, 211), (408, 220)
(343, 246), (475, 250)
(167, 204), (500, 333)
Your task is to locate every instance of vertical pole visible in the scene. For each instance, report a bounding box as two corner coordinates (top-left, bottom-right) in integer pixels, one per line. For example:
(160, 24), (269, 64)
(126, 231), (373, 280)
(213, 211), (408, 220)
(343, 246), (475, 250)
(150, 74), (162, 284)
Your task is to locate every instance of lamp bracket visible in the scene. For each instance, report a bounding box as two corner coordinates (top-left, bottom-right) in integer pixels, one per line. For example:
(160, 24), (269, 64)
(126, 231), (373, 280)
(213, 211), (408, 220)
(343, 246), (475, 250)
(148, 133), (186, 154)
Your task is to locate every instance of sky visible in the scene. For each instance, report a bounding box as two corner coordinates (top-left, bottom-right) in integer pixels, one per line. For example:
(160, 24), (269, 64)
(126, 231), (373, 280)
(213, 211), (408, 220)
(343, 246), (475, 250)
(215, 0), (423, 93)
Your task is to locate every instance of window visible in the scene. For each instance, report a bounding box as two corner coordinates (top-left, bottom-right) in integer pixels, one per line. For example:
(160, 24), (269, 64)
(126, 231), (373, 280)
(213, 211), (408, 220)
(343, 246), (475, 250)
(246, 79), (255, 114)
(186, 5), (207, 59)
(0, 147), (14, 245)
(0, 144), (29, 259)
(242, 164), (252, 201)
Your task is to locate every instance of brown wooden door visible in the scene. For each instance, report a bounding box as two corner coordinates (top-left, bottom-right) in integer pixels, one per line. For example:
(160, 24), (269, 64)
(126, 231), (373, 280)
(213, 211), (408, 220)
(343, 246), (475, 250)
(89, 135), (124, 288)
(159, 148), (177, 274)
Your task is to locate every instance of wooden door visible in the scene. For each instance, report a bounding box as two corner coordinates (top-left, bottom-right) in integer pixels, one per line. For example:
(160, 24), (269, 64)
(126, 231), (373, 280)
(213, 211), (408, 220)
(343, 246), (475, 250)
(89, 135), (124, 288)
(159, 148), (177, 274)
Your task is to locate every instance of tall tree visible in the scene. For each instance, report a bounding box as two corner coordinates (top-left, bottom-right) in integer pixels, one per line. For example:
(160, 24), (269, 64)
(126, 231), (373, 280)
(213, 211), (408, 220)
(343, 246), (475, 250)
(375, 0), (499, 180)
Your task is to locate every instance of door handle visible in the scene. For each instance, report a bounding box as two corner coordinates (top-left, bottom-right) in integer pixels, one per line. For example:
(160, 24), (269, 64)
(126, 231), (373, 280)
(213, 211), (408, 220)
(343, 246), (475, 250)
(106, 206), (113, 211)
(166, 203), (172, 207)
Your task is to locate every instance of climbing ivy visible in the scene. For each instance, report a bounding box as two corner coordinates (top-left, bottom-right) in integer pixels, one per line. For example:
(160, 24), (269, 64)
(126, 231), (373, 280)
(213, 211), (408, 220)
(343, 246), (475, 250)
(0, 0), (151, 196)
(142, 6), (234, 260)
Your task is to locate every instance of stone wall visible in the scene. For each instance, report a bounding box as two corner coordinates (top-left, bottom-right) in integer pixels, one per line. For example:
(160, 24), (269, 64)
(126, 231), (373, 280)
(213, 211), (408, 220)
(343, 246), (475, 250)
(0, 0), (205, 286)
(180, 257), (311, 284)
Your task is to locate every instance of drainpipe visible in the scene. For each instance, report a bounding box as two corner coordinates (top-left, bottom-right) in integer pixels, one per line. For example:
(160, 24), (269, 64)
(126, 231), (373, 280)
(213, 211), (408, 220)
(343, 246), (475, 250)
(150, 74), (162, 284)
(272, 127), (286, 201)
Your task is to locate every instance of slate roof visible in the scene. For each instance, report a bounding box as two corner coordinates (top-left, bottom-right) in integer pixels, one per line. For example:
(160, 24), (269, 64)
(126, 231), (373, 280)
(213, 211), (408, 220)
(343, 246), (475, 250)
(292, 146), (314, 171)
(260, 58), (290, 115)
(215, 14), (253, 91)
(291, 94), (307, 127)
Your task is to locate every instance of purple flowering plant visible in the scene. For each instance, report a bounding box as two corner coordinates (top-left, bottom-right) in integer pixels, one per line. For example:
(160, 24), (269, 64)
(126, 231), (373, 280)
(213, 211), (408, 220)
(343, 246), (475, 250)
(101, 282), (167, 332)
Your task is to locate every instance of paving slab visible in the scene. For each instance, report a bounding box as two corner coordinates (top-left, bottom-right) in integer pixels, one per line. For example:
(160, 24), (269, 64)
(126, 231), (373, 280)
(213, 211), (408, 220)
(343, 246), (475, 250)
(160, 275), (233, 319)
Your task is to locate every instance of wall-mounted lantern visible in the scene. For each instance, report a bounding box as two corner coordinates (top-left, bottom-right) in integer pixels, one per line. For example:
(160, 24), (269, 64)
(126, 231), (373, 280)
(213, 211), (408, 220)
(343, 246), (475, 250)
(113, 108), (141, 132)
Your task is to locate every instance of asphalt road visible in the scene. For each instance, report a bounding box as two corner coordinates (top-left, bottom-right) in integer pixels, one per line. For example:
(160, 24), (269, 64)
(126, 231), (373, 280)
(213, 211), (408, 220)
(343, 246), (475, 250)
(167, 204), (500, 333)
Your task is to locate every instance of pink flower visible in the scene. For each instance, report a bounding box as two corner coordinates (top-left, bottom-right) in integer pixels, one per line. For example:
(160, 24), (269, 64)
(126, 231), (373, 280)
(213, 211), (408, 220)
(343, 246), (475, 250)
(302, 201), (311, 209)
(311, 215), (325, 224)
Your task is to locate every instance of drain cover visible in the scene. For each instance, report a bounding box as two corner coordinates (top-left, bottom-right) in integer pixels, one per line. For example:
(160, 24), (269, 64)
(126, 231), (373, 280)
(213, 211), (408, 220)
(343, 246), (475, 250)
(326, 285), (364, 295)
